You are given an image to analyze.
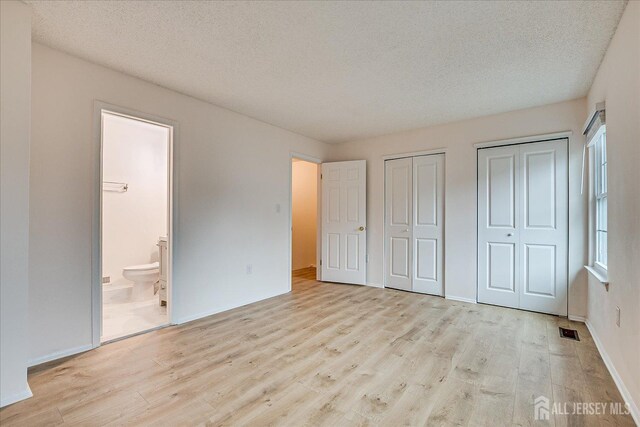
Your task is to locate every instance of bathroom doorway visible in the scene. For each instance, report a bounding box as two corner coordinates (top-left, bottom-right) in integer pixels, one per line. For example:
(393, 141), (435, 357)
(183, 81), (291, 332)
(96, 107), (173, 343)
(290, 155), (320, 290)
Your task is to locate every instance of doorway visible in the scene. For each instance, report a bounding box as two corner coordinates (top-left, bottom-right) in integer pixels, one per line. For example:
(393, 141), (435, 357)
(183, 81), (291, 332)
(291, 157), (319, 289)
(477, 138), (568, 316)
(97, 108), (173, 343)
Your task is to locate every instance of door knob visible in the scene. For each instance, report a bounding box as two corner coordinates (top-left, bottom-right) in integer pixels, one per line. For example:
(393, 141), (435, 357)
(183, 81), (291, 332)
(403, 228), (409, 232)
(507, 233), (514, 237)
(358, 226), (366, 231)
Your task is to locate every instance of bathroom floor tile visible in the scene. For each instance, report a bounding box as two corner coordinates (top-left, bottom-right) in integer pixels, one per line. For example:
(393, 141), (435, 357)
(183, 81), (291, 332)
(102, 297), (167, 342)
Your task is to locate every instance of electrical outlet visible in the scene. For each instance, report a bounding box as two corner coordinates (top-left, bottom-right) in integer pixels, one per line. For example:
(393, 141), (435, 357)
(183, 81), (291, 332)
(616, 306), (620, 327)
(246, 264), (253, 275)
(102, 276), (110, 284)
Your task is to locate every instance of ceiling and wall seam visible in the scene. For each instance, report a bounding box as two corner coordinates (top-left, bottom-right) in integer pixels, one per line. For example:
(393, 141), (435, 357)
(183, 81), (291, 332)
(26, 1), (627, 143)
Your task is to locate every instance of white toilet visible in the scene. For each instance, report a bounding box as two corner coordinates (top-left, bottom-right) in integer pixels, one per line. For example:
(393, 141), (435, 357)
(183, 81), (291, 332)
(122, 261), (160, 301)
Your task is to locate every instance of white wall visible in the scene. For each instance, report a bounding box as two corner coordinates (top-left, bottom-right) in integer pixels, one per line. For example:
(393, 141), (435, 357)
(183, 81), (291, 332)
(17, 8), (636, 418)
(102, 114), (168, 285)
(330, 98), (588, 316)
(585, 1), (640, 419)
(28, 43), (331, 363)
(291, 160), (318, 271)
(0, 0), (33, 407)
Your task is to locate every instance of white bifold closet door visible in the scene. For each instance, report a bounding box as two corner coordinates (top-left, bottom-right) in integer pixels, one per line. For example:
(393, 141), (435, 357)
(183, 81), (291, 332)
(385, 154), (444, 296)
(478, 139), (568, 316)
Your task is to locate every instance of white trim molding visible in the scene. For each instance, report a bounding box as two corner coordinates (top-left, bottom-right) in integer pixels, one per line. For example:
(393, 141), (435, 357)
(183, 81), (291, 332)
(174, 289), (288, 325)
(568, 315), (586, 323)
(288, 151), (323, 287)
(585, 320), (640, 425)
(445, 295), (477, 304)
(290, 151), (321, 164)
(473, 131), (572, 149)
(584, 265), (609, 286)
(0, 387), (33, 408)
(28, 344), (93, 368)
(381, 147), (447, 161)
(92, 101), (178, 349)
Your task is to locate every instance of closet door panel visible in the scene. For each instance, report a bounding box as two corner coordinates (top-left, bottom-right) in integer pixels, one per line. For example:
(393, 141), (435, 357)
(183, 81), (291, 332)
(518, 139), (568, 315)
(412, 154), (444, 296)
(390, 237), (410, 278)
(384, 158), (412, 291)
(477, 146), (520, 309)
(416, 238), (437, 281)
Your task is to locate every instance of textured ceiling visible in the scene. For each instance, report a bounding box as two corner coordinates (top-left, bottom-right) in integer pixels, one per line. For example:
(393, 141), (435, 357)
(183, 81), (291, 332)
(27, 1), (626, 143)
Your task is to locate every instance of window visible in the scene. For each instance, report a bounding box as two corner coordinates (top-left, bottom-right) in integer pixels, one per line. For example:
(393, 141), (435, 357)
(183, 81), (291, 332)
(592, 125), (607, 272)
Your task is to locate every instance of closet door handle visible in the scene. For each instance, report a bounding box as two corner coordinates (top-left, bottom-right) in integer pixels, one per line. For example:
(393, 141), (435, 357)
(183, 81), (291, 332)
(507, 233), (514, 237)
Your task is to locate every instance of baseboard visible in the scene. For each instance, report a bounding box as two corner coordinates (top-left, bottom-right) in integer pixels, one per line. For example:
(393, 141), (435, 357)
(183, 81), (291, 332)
(366, 282), (384, 289)
(292, 266), (315, 272)
(0, 386), (32, 408)
(568, 315), (586, 322)
(29, 290), (291, 366)
(585, 319), (639, 425)
(28, 343), (93, 367)
(174, 289), (288, 325)
(445, 295), (477, 304)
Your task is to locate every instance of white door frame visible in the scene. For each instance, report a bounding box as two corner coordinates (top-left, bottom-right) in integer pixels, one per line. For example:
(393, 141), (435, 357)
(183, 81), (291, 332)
(92, 101), (178, 348)
(475, 131), (572, 314)
(288, 152), (322, 291)
(382, 148), (447, 293)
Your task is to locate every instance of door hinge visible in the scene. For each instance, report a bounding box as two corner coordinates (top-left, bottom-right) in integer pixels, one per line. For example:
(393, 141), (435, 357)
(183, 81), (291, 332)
(320, 259), (322, 266)
(320, 174), (323, 179)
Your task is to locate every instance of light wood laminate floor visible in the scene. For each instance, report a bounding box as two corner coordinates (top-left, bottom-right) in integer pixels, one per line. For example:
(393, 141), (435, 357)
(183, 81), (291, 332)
(1, 268), (634, 426)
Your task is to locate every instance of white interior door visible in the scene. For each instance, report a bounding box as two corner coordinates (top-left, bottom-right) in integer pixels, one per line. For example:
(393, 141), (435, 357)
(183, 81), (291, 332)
(321, 160), (367, 285)
(413, 154), (444, 296)
(385, 154), (444, 296)
(477, 139), (568, 315)
(385, 158), (412, 291)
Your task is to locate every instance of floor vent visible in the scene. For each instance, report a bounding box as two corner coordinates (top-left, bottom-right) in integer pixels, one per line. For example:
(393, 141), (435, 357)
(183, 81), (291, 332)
(559, 327), (580, 341)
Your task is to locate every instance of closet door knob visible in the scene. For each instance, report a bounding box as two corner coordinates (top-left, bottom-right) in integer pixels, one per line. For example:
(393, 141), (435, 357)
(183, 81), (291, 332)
(507, 233), (514, 237)
(358, 226), (366, 231)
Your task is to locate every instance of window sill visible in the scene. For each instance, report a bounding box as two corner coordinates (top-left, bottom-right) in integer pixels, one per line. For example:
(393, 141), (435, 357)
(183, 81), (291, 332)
(585, 265), (609, 286)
